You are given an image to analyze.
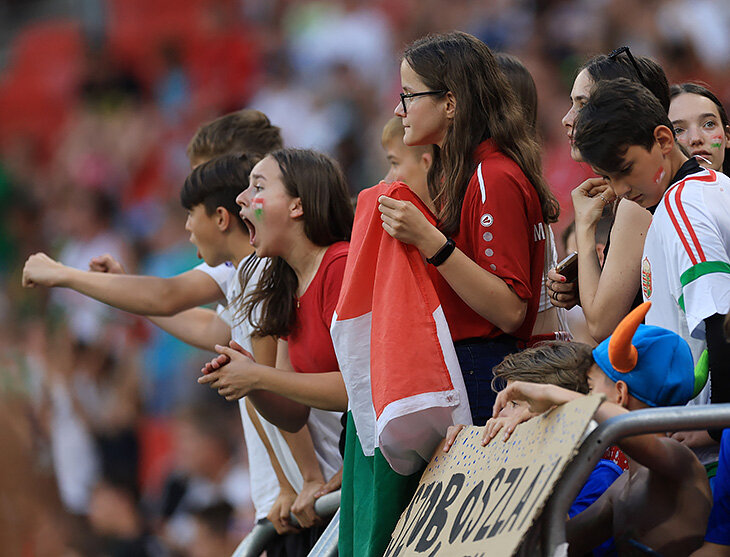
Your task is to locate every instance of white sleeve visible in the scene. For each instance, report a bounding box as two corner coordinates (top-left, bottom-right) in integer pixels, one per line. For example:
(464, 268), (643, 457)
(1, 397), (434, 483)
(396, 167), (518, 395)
(194, 262), (236, 299)
(669, 185), (730, 339)
(242, 258), (266, 328)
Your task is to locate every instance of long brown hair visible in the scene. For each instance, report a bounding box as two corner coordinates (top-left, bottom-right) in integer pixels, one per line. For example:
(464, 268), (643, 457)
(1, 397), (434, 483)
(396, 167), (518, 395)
(404, 32), (559, 234)
(239, 149), (354, 337)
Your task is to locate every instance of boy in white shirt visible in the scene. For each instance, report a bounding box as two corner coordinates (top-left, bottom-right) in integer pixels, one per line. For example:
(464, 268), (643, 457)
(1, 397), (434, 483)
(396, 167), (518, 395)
(573, 78), (730, 456)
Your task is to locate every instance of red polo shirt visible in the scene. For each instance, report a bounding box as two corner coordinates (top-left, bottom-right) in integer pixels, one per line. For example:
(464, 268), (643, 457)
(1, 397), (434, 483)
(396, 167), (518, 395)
(427, 140), (545, 342)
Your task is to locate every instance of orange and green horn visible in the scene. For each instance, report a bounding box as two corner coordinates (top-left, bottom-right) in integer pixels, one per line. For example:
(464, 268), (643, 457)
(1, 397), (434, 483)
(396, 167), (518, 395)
(608, 302), (652, 373)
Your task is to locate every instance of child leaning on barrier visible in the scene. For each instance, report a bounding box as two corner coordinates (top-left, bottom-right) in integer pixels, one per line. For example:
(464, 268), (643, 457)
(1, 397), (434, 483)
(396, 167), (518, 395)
(491, 302), (711, 556)
(444, 340), (627, 555)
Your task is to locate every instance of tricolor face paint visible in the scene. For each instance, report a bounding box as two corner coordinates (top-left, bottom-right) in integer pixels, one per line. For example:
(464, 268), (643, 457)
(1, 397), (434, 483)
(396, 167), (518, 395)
(236, 155), (298, 258)
(252, 197), (265, 220)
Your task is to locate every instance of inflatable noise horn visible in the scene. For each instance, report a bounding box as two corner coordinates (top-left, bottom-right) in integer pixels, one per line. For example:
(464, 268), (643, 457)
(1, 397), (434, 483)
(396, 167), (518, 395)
(608, 302), (652, 373)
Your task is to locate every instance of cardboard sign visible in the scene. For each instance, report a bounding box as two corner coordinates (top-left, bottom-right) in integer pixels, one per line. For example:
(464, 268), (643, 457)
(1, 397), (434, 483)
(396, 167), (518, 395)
(385, 394), (604, 557)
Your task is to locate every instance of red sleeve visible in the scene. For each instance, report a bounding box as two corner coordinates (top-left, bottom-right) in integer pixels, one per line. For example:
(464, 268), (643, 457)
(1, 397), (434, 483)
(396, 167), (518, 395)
(319, 252), (347, 329)
(464, 166), (533, 301)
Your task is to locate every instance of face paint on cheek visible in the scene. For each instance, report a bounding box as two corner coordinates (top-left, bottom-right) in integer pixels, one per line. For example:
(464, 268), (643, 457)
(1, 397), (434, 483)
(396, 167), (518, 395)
(710, 135), (723, 149)
(252, 197), (264, 220)
(653, 166), (666, 185)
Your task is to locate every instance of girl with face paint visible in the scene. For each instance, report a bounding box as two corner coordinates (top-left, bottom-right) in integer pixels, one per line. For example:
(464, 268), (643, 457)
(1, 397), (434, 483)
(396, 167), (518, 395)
(669, 83), (730, 175)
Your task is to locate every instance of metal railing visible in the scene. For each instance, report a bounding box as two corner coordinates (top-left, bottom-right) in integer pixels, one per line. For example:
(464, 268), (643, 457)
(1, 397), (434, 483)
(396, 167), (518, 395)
(542, 403), (730, 557)
(231, 490), (341, 557)
(306, 508), (340, 557)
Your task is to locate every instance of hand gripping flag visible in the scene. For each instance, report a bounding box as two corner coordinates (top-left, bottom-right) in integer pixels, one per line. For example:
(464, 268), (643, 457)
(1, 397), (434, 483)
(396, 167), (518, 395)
(331, 181), (472, 475)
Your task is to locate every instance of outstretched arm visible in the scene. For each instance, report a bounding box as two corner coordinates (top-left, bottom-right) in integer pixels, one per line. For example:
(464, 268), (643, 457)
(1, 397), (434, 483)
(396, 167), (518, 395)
(150, 308), (231, 351)
(593, 401), (703, 482)
(22, 252), (224, 315)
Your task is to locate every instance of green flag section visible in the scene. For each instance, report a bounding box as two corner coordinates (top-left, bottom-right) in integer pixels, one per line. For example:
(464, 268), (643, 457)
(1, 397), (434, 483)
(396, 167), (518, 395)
(384, 394), (604, 556)
(339, 412), (423, 557)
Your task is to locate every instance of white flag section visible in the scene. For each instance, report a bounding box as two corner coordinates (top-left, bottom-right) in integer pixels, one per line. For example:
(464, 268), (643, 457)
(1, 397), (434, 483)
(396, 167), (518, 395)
(331, 181), (472, 475)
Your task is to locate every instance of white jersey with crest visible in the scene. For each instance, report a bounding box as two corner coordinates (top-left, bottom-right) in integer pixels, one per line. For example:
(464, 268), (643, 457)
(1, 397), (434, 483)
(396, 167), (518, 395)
(641, 164), (730, 407)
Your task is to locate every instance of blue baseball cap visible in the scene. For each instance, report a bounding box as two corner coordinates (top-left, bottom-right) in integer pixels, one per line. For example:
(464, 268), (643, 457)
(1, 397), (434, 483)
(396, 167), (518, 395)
(592, 302), (703, 407)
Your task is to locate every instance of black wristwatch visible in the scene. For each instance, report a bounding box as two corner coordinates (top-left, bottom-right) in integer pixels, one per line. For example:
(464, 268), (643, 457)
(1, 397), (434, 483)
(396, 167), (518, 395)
(426, 238), (456, 266)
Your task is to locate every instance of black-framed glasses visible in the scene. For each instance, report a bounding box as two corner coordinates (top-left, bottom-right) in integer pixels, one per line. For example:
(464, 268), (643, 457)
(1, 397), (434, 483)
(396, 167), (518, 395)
(608, 46), (647, 88)
(399, 90), (447, 115)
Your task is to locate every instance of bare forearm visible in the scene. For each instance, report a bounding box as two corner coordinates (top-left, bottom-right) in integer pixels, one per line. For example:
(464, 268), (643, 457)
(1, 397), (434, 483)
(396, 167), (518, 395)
(574, 223), (605, 332)
(252, 367), (348, 412)
(282, 426), (325, 482)
(579, 202), (650, 341)
(149, 308), (231, 351)
(59, 268), (220, 315)
(247, 390), (311, 432)
(594, 402), (691, 480)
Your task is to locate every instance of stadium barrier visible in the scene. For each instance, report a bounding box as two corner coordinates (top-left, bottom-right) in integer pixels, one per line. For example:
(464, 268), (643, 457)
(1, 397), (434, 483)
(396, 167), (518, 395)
(232, 490), (341, 557)
(543, 403), (730, 556)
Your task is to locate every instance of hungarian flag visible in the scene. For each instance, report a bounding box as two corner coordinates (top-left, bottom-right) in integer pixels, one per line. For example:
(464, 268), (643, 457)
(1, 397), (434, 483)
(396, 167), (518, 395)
(332, 180), (472, 475)
(333, 181), (472, 555)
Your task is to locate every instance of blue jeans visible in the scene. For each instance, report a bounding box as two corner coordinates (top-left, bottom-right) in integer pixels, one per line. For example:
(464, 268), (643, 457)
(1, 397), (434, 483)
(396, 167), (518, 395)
(455, 336), (519, 426)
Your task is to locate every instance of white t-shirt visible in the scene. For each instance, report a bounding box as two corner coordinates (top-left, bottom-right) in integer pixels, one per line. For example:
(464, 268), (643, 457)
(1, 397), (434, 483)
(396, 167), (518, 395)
(194, 262), (235, 321)
(200, 257), (343, 516)
(642, 165), (730, 406)
(198, 259), (278, 520)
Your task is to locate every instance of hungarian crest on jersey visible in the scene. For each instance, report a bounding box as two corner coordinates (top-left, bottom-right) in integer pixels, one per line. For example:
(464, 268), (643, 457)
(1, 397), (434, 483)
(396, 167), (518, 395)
(641, 256), (652, 298)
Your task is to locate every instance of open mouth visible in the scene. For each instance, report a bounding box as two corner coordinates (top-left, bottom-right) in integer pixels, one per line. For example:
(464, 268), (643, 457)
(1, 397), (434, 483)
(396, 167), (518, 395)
(188, 236), (202, 259)
(242, 217), (257, 245)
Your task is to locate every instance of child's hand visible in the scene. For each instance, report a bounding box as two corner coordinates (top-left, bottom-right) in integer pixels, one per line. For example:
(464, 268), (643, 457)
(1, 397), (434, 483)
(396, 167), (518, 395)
(291, 479), (324, 529)
(315, 468), (343, 499)
(88, 254), (126, 274)
(267, 486), (300, 535)
(22, 253), (68, 288)
(442, 424), (465, 452)
(481, 408), (535, 445)
(199, 340), (252, 374)
(669, 430), (715, 448)
(197, 340), (259, 400)
(493, 382), (576, 419)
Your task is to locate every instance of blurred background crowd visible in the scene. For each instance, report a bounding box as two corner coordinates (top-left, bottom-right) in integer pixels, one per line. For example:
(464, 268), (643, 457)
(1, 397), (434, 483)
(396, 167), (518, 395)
(1, 0), (729, 555)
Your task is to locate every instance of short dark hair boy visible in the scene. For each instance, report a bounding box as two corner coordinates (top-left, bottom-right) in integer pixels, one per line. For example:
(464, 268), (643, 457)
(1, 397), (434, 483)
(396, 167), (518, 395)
(573, 78), (730, 449)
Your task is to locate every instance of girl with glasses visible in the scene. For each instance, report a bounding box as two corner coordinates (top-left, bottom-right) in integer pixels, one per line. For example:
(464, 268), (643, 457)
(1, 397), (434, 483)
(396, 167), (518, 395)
(378, 31), (559, 425)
